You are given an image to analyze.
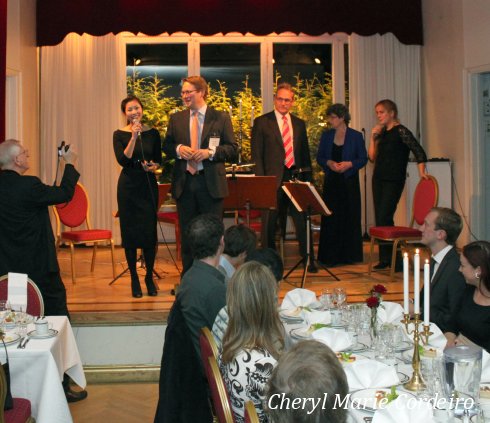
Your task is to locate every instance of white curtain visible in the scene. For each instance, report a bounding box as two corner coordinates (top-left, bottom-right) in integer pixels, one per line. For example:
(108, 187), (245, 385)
(349, 32), (421, 229)
(40, 33), (127, 243)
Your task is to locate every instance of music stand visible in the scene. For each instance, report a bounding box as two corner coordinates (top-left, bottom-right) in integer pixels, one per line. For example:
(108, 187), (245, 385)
(224, 175), (277, 227)
(282, 181), (340, 288)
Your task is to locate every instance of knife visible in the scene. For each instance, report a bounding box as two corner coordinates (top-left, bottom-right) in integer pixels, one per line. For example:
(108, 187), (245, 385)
(17, 336), (25, 349)
(20, 337), (30, 349)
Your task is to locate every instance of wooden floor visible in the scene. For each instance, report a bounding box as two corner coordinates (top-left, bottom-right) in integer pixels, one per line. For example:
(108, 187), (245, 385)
(60, 240), (423, 320)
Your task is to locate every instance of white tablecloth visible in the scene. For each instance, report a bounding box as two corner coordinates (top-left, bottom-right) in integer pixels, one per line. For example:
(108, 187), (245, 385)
(0, 316), (86, 423)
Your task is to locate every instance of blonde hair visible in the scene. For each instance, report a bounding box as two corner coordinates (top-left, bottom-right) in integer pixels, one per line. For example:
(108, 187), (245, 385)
(221, 261), (284, 363)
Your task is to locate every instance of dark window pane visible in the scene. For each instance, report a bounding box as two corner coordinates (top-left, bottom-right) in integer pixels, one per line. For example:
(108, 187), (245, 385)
(126, 44), (188, 98)
(200, 44), (261, 97)
(273, 44), (332, 84)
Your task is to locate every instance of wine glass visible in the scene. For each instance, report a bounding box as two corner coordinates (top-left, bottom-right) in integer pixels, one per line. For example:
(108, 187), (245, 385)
(320, 289), (333, 310)
(333, 287), (347, 308)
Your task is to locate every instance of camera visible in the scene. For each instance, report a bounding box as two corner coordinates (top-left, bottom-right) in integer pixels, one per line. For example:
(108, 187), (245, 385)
(57, 141), (70, 157)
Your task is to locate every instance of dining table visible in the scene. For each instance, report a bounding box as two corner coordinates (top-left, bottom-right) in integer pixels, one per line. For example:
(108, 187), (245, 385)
(0, 315), (86, 423)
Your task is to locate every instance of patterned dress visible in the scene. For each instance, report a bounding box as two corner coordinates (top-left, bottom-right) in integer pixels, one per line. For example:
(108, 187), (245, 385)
(219, 348), (277, 423)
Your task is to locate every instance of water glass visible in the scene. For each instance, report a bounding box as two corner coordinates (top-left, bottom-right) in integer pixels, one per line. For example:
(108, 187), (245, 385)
(374, 324), (397, 368)
(320, 289), (333, 310)
(333, 287), (347, 308)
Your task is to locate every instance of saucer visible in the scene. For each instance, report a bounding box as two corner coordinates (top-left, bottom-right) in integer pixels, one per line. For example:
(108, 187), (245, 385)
(27, 328), (58, 339)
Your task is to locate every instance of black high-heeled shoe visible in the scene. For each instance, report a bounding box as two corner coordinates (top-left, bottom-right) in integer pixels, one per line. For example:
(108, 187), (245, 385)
(131, 277), (143, 298)
(145, 276), (158, 296)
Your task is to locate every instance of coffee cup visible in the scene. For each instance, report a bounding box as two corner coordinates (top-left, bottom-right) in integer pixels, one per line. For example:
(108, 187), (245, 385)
(35, 319), (49, 335)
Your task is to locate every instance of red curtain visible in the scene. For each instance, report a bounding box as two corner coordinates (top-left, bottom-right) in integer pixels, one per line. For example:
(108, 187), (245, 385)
(36, 0), (423, 47)
(0, 0), (7, 142)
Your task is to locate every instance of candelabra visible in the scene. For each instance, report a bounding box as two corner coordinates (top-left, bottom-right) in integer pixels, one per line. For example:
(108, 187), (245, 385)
(401, 313), (433, 391)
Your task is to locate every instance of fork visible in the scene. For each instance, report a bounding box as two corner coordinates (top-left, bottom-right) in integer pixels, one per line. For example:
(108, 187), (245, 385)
(363, 418), (373, 423)
(19, 337), (30, 349)
(17, 336), (25, 349)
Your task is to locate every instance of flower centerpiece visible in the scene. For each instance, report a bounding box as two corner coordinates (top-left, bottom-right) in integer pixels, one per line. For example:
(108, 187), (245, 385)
(365, 284), (387, 340)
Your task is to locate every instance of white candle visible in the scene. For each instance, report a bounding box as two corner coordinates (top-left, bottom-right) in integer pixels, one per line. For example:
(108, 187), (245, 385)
(239, 99), (242, 119)
(414, 249), (420, 314)
(229, 105), (233, 118)
(403, 252), (409, 314)
(251, 106), (255, 127)
(424, 259), (430, 325)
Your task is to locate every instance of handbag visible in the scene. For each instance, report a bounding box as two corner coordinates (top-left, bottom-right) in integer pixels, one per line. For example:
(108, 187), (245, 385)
(1, 336), (13, 410)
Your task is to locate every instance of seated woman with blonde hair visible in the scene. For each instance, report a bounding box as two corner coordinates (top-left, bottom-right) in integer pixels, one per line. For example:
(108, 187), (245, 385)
(219, 261), (285, 423)
(445, 240), (490, 352)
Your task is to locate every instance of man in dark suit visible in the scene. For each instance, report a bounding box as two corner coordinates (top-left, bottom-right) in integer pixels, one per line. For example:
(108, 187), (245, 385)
(163, 76), (238, 273)
(251, 83), (316, 272)
(0, 138), (87, 402)
(420, 207), (466, 332)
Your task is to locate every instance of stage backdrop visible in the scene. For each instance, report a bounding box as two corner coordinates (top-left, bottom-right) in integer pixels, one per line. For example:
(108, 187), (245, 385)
(36, 0), (423, 47)
(0, 0), (7, 142)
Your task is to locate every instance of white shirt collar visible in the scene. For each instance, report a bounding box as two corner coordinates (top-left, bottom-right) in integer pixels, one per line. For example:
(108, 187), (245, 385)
(432, 244), (453, 264)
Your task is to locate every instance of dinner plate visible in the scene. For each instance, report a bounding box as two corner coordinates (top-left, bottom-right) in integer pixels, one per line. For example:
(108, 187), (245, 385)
(350, 388), (416, 412)
(279, 309), (303, 322)
(394, 340), (413, 353)
(341, 342), (369, 353)
(27, 329), (58, 339)
(401, 347), (441, 362)
(289, 327), (311, 340)
(397, 371), (410, 384)
(0, 333), (20, 346)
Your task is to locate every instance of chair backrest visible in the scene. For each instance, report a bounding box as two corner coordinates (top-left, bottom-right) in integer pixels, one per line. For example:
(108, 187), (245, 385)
(411, 175), (439, 226)
(244, 401), (260, 423)
(53, 183), (89, 229)
(0, 364), (7, 420)
(0, 275), (45, 316)
(157, 184), (171, 210)
(199, 327), (219, 365)
(206, 356), (235, 423)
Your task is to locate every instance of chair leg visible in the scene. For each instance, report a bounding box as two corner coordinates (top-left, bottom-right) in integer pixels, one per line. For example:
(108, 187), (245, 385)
(91, 244), (97, 272)
(390, 239), (401, 281)
(110, 239), (116, 279)
(69, 242), (76, 284)
(368, 237), (376, 275)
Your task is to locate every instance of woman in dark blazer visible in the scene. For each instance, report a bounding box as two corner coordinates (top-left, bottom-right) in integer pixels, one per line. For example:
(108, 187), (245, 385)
(316, 103), (367, 266)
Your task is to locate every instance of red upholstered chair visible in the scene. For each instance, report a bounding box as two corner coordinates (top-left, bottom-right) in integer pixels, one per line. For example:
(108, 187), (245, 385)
(52, 182), (116, 284)
(0, 365), (35, 423)
(157, 184), (181, 260)
(199, 327), (219, 363)
(0, 275), (44, 316)
(244, 401), (260, 423)
(206, 356), (235, 423)
(368, 175), (439, 280)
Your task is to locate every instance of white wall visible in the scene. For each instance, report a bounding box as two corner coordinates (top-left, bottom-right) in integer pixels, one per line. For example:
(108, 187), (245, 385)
(6, 0), (39, 175)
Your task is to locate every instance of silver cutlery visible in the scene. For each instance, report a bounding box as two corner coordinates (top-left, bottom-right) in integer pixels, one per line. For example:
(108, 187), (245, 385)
(17, 336), (25, 348)
(363, 417), (373, 423)
(19, 337), (30, 349)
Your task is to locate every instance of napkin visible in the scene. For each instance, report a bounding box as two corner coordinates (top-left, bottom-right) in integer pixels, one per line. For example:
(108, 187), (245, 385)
(372, 395), (437, 423)
(302, 310), (331, 326)
(482, 349), (490, 382)
(377, 302), (404, 324)
(281, 288), (317, 310)
(311, 328), (351, 351)
(7, 272), (27, 312)
(344, 360), (400, 390)
(426, 322), (447, 350)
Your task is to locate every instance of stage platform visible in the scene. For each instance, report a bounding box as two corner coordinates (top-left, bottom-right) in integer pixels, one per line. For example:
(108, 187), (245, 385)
(61, 241), (418, 326)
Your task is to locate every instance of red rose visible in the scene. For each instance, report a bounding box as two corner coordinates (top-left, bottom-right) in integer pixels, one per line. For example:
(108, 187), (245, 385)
(372, 284), (387, 295)
(366, 296), (380, 308)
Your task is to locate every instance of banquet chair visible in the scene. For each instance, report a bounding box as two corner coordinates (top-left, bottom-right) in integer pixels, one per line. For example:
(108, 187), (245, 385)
(368, 175), (439, 280)
(0, 365), (35, 423)
(205, 356), (235, 423)
(0, 275), (44, 316)
(199, 327), (219, 363)
(244, 401), (260, 423)
(52, 182), (116, 284)
(157, 184), (181, 260)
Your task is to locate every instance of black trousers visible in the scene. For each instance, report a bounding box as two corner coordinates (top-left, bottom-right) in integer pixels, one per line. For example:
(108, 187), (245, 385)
(177, 173), (223, 273)
(372, 177), (406, 263)
(37, 272), (70, 318)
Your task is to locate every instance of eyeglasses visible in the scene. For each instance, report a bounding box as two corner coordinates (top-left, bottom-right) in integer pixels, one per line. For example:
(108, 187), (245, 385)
(275, 97), (293, 104)
(181, 90), (197, 96)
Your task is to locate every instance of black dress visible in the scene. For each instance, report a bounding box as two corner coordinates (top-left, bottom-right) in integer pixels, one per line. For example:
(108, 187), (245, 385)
(113, 128), (162, 248)
(318, 144), (363, 265)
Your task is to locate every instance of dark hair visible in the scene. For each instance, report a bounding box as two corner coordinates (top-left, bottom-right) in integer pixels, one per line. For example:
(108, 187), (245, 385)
(120, 95), (143, 114)
(186, 213), (224, 259)
(182, 76), (209, 99)
(462, 241), (490, 293)
(375, 99), (399, 121)
(326, 103), (351, 125)
(276, 82), (295, 97)
(431, 207), (463, 245)
(246, 248), (284, 282)
(223, 224), (257, 258)
(266, 340), (349, 423)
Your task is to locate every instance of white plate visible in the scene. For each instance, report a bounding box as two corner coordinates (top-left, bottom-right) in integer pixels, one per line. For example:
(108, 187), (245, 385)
(350, 388), (416, 412)
(341, 342), (369, 353)
(0, 333), (20, 346)
(2, 313), (34, 329)
(336, 352), (369, 365)
(394, 340), (413, 353)
(401, 346), (441, 362)
(27, 329), (58, 339)
(290, 327), (311, 340)
(279, 309), (303, 322)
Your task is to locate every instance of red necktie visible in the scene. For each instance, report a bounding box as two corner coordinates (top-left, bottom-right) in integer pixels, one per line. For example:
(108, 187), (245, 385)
(282, 115), (294, 168)
(187, 111), (199, 174)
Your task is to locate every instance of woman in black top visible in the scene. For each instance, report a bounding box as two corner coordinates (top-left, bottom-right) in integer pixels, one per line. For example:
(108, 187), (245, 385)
(445, 241), (490, 352)
(368, 99), (428, 270)
(113, 96), (162, 298)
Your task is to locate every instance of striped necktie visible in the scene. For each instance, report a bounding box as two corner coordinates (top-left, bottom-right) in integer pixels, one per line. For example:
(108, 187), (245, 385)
(282, 115), (294, 168)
